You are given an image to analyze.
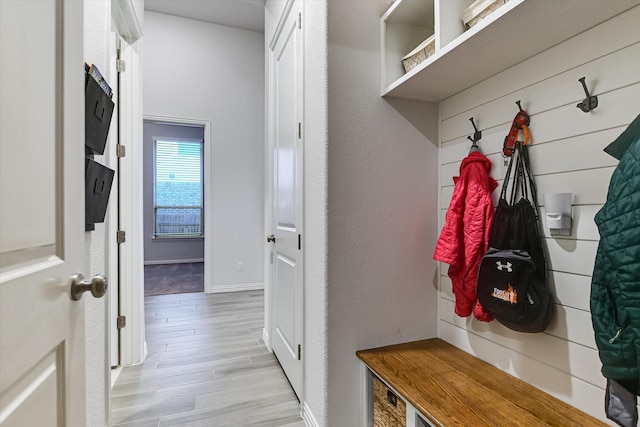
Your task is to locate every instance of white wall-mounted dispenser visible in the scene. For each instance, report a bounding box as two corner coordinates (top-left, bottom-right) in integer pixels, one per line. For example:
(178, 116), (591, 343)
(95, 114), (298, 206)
(544, 193), (573, 236)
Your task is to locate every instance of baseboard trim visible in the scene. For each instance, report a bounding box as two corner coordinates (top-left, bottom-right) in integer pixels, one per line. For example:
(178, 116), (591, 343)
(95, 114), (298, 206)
(208, 283), (264, 294)
(262, 328), (271, 350)
(301, 402), (319, 427)
(144, 258), (204, 265)
(110, 366), (122, 388)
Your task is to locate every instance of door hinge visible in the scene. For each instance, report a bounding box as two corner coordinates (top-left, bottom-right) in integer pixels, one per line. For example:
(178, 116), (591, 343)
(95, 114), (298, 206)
(298, 234), (301, 250)
(116, 58), (126, 73)
(298, 122), (302, 139)
(297, 344), (301, 360)
(116, 230), (126, 244)
(117, 315), (126, 329)
(116, 144), (126, 158)
(298, 12), (301, 29)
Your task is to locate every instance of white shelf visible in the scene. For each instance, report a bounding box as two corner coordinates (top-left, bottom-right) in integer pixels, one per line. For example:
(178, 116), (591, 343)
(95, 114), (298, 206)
(381, 0), (435, 91)
(382, 0), (640, 101)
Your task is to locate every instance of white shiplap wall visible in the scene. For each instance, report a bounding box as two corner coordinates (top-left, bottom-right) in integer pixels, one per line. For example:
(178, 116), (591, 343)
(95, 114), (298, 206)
(437, 5), (640, 423)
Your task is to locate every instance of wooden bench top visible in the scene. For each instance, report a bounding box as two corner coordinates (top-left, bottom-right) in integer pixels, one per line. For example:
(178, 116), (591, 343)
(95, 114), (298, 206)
(356, 338), (607, 427)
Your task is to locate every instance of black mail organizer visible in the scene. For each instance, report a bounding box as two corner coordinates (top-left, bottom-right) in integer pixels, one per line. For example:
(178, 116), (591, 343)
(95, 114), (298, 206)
(85, 63), (115, 231)
(85, 63), (114, 154)
(86, 158), (115, 227)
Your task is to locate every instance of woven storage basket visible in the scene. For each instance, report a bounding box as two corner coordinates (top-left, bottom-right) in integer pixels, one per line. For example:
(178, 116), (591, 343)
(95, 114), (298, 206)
(373, 376), (406, 427)
(401, 34), (435, 73)
(463, 0), (510, 30)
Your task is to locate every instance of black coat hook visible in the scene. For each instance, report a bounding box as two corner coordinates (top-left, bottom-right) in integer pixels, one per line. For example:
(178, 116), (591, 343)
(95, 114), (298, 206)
(577, 77), (598, 113)
(467, 117), (482, 153)
(467, 117), (482, 144)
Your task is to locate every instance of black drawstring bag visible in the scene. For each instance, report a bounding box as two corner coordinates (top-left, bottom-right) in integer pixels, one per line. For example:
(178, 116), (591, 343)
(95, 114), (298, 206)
(476, 142), (553, 332)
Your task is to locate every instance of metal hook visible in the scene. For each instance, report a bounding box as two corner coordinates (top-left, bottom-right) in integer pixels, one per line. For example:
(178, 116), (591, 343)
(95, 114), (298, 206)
(577, 77), (598, 113)
(467, 117), (482, 144)
(467, 117), (482, 154)
(515, 100), (524, 113)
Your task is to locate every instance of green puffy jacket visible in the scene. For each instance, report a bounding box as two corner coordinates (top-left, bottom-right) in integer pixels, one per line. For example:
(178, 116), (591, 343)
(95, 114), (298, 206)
(591, 114), (640, 427)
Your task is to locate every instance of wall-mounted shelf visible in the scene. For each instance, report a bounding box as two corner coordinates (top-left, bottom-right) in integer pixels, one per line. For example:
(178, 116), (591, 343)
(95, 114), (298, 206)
(381, 0), (640, 101)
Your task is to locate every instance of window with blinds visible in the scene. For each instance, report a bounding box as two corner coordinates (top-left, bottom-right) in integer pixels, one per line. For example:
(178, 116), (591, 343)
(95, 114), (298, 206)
(153, 139), (204, 238)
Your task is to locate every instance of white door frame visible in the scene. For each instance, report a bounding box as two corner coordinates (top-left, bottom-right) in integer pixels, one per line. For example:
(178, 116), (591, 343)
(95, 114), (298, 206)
(107, 32), (120, 369)
(142, 114), (213, 291)
(117, 38), (146, 367)
(109, 0), (145, 369)
(123, 114), (212, 363)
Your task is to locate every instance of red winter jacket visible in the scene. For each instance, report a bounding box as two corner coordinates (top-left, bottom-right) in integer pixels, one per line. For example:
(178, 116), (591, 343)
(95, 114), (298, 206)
(434, 151), (497, 322)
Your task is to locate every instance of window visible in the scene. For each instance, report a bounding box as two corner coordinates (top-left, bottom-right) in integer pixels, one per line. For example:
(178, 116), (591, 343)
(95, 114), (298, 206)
(153, 139), (203, 238)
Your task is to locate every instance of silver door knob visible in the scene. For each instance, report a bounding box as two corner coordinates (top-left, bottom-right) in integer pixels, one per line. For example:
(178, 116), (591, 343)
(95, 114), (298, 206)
(267, 234), (276, 243)
(70, 273), (108, 301)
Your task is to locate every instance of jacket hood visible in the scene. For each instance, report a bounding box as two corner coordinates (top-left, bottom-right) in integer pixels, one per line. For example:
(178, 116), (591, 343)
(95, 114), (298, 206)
(460, 151), (493, 173)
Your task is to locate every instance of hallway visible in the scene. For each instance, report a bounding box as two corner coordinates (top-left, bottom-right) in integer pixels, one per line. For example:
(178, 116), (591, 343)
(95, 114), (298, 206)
(111, 291), (303, 426)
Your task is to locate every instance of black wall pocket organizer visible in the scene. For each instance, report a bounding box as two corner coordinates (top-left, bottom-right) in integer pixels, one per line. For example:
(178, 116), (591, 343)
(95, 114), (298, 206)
(85, 72), (115, 154)
(84, 63), (115, 231)
(85, 158), (115, 230)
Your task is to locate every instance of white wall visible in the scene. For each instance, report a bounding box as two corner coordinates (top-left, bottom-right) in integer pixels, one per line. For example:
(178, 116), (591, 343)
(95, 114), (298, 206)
(83, 1), (112, 426)
(267, 2), (640, 426)
(265, 1), (439, 425)
(144, 11), (265, 291)
(325, 1), (439, 426)
(437, 6), (640, 424)
(301, 1), (330, 425)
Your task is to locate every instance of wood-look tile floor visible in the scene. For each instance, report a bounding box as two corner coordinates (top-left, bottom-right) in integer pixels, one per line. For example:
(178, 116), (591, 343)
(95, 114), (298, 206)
(111, 291), (304, 427)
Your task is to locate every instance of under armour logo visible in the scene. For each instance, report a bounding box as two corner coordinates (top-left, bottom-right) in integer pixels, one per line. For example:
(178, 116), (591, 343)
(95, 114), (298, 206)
(496, 261), (513, 272)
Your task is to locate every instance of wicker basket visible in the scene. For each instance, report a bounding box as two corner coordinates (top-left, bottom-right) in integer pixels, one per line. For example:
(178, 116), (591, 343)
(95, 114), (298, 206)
(463, 0), (510, 30)
(401, 34), (436, 73)
(373, 376), (406, 427)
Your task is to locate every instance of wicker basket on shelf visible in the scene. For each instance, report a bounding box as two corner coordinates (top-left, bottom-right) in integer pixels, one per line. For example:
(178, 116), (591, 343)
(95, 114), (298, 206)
(373, 376), (406, 427)
(463, 0), (510, 30)
(401, 34), (436, 73)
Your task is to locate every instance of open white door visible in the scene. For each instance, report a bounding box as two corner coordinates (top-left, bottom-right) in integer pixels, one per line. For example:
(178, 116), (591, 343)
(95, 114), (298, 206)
(0, 1), (94, 425)
(269, 1), (303, 400)
(110, 0), (146, 371)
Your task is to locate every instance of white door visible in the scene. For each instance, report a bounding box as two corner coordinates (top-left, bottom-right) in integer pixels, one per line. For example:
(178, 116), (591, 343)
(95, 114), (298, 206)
(0, 1), (92, 426)
(270, 2), (303, 400)
(109, 32), (121, 369)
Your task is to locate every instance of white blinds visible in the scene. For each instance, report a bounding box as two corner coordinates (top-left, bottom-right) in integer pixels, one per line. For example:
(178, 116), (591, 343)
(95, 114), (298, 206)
(153, 140), (203, 237)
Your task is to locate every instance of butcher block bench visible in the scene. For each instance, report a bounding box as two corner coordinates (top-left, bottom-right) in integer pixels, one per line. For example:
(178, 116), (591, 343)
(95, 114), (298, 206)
(356, 338), (607, 427)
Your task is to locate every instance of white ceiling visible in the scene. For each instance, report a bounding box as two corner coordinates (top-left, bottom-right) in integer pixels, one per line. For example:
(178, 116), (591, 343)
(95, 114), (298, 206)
(144, 0), (266, 33)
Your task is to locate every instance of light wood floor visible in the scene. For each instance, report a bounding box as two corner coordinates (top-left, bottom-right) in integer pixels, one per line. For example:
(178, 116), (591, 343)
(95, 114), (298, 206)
(111, 290), (304, 427)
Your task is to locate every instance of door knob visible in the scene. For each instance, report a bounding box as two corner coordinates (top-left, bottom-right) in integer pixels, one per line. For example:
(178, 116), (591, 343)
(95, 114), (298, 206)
(267, 234), (276, 243)
(70, 273), (108, 301)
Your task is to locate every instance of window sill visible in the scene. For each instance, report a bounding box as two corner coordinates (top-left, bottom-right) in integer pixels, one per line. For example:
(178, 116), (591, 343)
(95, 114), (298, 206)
(152, 236), (204, 241)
